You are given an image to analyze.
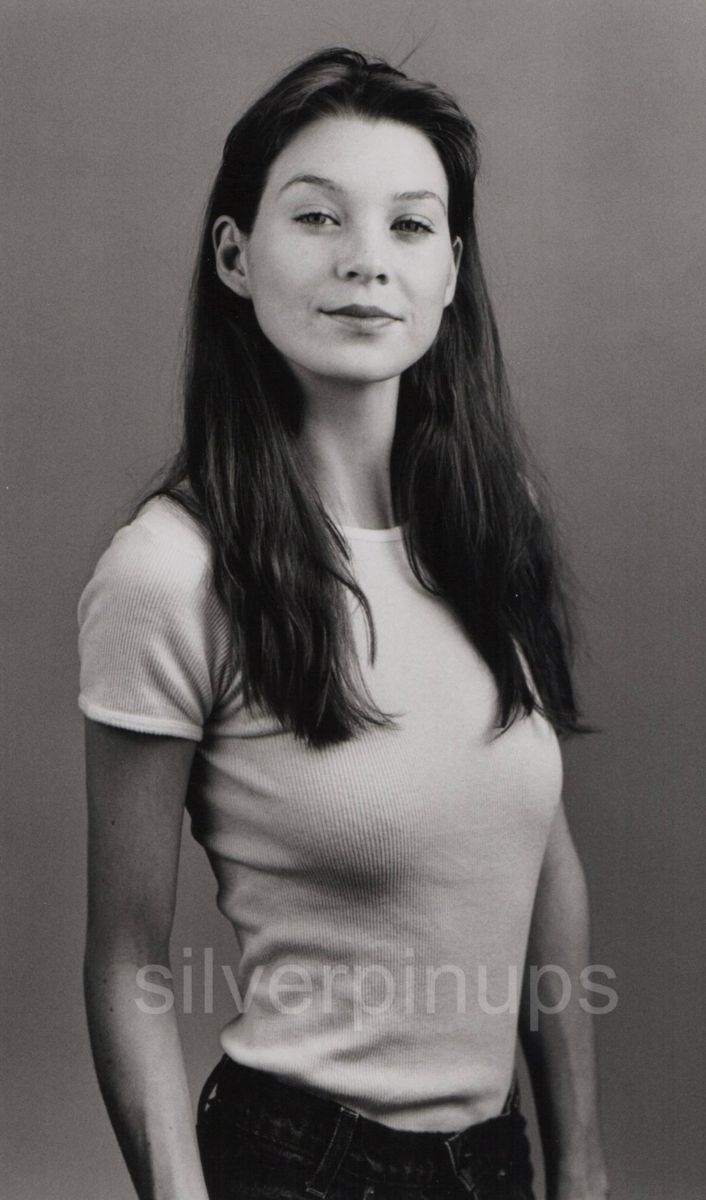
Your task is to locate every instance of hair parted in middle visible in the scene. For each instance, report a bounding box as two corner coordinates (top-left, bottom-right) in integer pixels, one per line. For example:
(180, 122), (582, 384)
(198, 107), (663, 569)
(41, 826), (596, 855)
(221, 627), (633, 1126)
(145, 46), (588, 747)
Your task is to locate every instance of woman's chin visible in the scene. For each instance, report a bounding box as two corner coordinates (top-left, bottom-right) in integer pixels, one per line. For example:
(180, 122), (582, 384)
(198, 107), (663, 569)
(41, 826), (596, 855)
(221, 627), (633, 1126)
(284, 353), (418, 392)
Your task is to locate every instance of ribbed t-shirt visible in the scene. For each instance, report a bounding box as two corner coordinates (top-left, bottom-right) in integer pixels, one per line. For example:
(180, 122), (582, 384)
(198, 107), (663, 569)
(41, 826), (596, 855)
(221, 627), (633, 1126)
(77, 495), (562, 1132)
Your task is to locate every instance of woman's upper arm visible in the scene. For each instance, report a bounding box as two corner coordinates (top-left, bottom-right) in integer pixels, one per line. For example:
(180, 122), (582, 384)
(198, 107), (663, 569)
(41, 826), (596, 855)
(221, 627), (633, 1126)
(84, 719), (197, 960)
(531, 798), (589, 930)
(539, 798), (583, 880)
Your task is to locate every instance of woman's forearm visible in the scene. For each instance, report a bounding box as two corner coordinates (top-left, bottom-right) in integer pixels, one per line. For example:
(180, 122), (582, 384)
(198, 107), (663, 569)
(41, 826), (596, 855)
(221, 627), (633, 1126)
(519, 963), (608, 1198)
(84, 952), (210, 1200)
(519, 810), (610, 1200)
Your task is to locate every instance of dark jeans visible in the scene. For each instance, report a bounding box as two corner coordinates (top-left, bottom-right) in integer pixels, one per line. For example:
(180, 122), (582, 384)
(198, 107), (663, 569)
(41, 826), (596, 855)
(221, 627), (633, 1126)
(196, 1055), (537, 1200)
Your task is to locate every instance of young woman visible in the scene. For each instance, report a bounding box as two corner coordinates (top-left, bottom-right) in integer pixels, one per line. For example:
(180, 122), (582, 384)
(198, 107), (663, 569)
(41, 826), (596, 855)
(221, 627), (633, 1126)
(79, 47), (609, 1200)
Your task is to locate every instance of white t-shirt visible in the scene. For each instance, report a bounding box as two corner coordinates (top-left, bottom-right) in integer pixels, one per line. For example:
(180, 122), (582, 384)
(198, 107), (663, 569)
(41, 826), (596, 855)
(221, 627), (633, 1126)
(78, 494), (562, 1131)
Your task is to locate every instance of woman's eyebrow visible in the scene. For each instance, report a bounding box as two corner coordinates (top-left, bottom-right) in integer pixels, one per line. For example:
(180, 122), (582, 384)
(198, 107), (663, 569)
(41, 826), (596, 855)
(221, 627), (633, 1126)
(394, 190), (447, 214)
(278, 174), (447, 213)
(278, 174), (340, 196)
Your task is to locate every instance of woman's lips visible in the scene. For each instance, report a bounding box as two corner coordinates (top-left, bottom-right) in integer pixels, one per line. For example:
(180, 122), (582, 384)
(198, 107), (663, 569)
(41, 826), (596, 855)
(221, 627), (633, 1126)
(321, 304), (402, 329)
(325, 305), (400, 318)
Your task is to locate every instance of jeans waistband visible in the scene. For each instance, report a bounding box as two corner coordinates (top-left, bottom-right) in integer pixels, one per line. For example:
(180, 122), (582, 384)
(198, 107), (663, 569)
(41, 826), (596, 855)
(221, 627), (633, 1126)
(198, 1054), (527, 1193)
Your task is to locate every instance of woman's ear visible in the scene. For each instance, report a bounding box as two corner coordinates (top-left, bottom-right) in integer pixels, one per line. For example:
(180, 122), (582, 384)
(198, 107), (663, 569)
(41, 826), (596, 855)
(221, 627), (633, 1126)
(212, 215), (251, 299)
(443, 236), (463, 308)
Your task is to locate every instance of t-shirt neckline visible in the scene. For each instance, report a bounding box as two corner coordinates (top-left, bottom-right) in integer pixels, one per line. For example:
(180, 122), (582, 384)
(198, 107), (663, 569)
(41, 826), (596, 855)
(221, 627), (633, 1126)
(337, 524), (404, 542)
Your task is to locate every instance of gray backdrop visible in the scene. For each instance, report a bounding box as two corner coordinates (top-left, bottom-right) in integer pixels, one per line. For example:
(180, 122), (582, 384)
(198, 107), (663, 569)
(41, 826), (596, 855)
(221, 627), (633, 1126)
(2, 2), (704, 1198)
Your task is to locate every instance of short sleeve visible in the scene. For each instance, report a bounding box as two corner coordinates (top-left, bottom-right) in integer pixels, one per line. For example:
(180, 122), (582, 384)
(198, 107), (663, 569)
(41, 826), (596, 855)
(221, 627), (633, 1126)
(77, 503), (234, 741)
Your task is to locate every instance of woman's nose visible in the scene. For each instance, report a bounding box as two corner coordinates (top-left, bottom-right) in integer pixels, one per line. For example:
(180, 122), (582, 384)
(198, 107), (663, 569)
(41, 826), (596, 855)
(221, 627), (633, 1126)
(335, 228), (389, 284)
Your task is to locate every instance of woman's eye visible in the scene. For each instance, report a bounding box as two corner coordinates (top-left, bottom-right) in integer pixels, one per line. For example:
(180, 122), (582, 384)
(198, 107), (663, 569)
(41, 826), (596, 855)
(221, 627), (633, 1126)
(294, 211), (337, 226)
(393, 218), (434, 235)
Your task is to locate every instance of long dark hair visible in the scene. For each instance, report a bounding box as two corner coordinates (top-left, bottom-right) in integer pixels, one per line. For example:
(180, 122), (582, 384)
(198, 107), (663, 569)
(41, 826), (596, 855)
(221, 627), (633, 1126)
(145, 46), (589, 747)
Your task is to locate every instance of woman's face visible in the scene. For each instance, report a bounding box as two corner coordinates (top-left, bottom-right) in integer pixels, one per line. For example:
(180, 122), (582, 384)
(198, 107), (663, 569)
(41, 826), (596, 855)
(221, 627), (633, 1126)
(214, 115), (461, 393)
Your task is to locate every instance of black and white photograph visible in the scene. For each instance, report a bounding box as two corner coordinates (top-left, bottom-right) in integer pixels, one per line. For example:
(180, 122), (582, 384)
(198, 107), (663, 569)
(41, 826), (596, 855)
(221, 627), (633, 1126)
(2, 4), (704, 1199)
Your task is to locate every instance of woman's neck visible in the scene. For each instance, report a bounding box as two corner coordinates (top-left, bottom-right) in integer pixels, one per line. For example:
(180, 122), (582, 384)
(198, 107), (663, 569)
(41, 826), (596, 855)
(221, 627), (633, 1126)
(295, 376), (399, 530)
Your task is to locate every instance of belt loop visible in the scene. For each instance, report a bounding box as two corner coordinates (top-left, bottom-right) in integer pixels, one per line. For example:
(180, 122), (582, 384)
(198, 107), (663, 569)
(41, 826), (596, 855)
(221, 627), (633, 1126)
(443, 1139), (481, 1199)
(305, 1106), (360, 1199)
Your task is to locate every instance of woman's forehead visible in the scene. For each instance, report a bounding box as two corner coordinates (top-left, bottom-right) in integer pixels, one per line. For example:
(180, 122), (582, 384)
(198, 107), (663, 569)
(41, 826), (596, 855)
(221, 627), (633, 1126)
(263, 115), (449, 202)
